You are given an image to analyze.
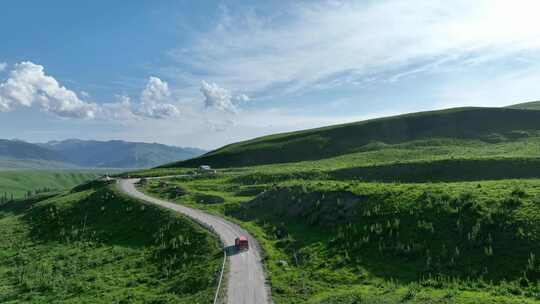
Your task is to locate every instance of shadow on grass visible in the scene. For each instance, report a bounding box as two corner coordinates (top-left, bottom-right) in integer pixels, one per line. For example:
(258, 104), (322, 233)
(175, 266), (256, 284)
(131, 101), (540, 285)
(0, 193), (58, 216)
(231, 186), (540, 285)
(331, 158), (540, 182)
(16, 186), (218, 253)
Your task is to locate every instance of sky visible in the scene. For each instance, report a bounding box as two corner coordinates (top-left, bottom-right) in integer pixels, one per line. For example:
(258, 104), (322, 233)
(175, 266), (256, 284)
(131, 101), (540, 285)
(1, 0), (540, 149)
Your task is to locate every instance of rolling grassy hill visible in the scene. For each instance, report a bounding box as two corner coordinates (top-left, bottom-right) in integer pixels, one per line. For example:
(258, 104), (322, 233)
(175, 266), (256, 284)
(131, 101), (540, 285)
(506, 101), (540, 110)
(164, 107), (540, 168)
(0, 171), (102, 199)
(0, 181), (221, 303)
(0, 158), (79, 170)
(140, 174), (540, 304)
(138, 104), (540, 303)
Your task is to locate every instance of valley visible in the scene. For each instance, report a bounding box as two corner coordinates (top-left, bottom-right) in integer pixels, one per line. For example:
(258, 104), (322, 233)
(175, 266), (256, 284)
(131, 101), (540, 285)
(4, 2), (540, 303)
(3, 105), (540, 303)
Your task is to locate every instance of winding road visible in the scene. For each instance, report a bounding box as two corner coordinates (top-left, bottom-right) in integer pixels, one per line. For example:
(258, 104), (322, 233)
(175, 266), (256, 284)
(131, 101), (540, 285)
(118, 179), (270, 304)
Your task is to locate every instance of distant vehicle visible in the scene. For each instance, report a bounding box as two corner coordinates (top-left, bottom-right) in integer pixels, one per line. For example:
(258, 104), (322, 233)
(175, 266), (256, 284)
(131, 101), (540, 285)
(100, 174), (112, 182)
(235, 236), (249, 251)
(198, 165), (217, 174)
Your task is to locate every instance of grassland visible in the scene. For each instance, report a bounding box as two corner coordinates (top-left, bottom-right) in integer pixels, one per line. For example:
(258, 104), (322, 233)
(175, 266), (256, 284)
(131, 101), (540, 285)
(7, 105), (539, 303)
(164, 107), (540, 168)
(136, 171), (540, 303)
(0, 170), (103, 199)
(0, 158), (80, 170)
(0, 180), (222, 303)
(507, 101), (540, 111)
(131, 109), (540, 303)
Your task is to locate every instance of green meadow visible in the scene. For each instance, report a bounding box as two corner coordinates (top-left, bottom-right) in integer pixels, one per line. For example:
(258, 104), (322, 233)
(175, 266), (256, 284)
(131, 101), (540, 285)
(0, 170), (103, 200)
(4, 106), (540, 303)
(139, 172), (540, 303)
(130, 106), (540, 303)
(0, 181), (222, 303)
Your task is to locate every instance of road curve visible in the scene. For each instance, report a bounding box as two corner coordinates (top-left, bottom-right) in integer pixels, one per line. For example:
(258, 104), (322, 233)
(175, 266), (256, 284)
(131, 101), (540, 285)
(118, 179), (270, 304)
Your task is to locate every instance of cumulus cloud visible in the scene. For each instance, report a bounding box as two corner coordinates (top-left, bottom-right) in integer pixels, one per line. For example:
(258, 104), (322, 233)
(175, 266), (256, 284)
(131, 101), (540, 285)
(0, 61), (97, 118)
(97, 95), (136, 121)
(0, 62), (180, 120)
(141, 76), (170, 103)
(0, 62), (6, 72)
(136, 76), (180, 119)
(200, 81), (237, 113)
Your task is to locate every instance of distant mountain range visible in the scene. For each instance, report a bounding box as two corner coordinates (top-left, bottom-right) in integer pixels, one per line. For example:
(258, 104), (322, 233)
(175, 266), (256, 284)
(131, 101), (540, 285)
(0, 139), (205, 169)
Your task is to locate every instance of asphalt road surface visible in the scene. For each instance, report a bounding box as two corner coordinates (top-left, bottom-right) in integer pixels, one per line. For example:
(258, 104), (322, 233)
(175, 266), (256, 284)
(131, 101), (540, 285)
(118, 179), (270, 304)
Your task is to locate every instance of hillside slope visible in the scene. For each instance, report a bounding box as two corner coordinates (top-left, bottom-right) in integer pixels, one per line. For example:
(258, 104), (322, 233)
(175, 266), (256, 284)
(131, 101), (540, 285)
(506, 100), (540, 110)
(0, 181), (221, 303)
(0, 158), (80, 170)
(140, 172), (540, 304)
(164, 107), (540, 168)
(0, 170), (102, 199)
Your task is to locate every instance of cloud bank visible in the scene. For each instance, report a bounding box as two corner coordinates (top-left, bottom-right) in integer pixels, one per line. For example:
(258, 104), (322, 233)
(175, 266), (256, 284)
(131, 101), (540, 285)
(0, 62), (180, 120)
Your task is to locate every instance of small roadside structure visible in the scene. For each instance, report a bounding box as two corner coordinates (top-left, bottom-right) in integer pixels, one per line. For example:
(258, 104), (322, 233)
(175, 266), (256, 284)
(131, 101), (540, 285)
(198, 165), (217, 174)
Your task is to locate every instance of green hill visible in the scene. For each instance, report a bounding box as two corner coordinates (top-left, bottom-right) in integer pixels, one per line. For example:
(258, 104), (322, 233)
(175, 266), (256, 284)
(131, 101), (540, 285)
(0, 170), (102, 199)
(0, 181), (221, 303)
(140, 173), (540, 304)
(0, 158), (80, 170)
(506, 101), (540, 110)
(164, 107), (540, 168)
(138, 105), (540, 303)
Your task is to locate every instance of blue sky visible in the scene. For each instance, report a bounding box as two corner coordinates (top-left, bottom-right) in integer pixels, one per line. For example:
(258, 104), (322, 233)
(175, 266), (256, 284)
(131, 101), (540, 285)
(1, 0), (540, 149)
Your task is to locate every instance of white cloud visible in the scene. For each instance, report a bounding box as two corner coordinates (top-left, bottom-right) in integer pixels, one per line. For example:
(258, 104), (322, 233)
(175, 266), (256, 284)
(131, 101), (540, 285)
(0, 62), (180, 120)
(80, 90), (90, 98)
(170, 0), (540, 96)
(97, 95), (136, 121)
(200, 80), (237, 113)
(234, 94), (250, 102)
(0, 62), (6, 72)
(141, 76), (171, 104)
(108, 107), (377, 149)
(0, 61), (98, 118)
(136, 76), (180, 119)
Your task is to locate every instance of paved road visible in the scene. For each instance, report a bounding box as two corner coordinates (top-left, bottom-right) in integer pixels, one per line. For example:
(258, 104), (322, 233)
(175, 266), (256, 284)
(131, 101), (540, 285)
(118, 179), (270, 304)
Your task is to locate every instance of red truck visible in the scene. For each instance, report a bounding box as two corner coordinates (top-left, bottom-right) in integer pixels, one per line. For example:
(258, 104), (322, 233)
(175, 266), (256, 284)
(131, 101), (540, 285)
(235, 236), (249, 251)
